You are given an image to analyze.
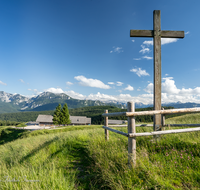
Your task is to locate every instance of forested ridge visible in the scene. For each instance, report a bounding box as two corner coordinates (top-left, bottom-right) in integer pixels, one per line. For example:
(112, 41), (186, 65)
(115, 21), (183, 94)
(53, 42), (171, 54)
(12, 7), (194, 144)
(0, 105), (182, 125)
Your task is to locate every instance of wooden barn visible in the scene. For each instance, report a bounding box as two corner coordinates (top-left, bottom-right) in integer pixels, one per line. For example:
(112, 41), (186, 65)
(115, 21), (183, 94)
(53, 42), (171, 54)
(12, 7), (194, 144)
(36, 114), (91, 126)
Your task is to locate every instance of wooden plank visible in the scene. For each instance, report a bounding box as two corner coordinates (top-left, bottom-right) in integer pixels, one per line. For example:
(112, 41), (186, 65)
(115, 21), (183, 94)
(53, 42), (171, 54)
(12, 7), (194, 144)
(129, 127), (200, 137)
(153, 10), (162, 132)
(108, 124), (153, 127)
(126, 107), (200, 117)
(166, 124), (200, 127)
(102, 126), (128, 137)
(130, 30), (153, 37)
(104, 110), (109, 140)
(161, 31), (184, 38)
(103, 107), (200, 117)
(127, 102), (136, 167)
(102, 112), (126, 117)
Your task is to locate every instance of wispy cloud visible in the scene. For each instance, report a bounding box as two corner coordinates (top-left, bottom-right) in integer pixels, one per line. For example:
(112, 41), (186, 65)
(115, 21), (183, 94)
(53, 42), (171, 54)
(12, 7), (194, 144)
(74, 75), (111, 89)
(0, 81), (7, 86)
(19, 79), (25, 83)
(108, 82), (115, 85)
(133, 58), (141, 60)
(143, 40), (153, 46)
(132, 40), (135, 42)
(110, 46), (123, 53)
(124, 85), (134, 91)
(143, 55), (153, 60)
(185, 31), (190, 35)
(139, 45), (150, 54)
(130, 68), (150, 77)
(66, 81), (73, 86)
(116, 81), (123, 86)
(28, 89), (41, 95)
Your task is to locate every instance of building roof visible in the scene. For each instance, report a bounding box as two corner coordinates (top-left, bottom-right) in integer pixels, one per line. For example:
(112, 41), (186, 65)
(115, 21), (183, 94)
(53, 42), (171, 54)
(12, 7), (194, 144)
(36, 115), (53, 123)
(36, 114), (91, 124)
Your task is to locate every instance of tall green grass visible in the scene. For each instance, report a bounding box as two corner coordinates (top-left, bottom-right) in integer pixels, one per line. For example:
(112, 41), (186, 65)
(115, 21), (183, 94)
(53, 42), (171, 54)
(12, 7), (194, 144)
(1, 114), (200, 189)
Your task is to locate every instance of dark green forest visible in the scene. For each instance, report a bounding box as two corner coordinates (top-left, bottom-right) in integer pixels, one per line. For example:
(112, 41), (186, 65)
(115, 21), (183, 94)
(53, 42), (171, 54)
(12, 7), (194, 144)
(0, 105), (183, 125)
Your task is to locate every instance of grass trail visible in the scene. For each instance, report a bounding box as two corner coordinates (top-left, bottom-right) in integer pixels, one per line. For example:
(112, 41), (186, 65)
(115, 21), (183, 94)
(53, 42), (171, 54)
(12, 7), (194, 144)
(1, 113), (200, 189)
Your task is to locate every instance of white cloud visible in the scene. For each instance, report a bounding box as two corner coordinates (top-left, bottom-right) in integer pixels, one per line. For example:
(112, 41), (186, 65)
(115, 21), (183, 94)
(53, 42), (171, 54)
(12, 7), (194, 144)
(65, 90), (86, 99)
(185, 31), (190, 35)
(161, 38), (178, 45)
(130, 68), (150, 77)
(143, 40), (153, 46)
(45, 88), (64, 94)
(143, 38), (179, 46)
(108, 82), (115, 85)
(19, 79), (25, 83)
(110, 46), (123, 53)
(143, 77), (200, 104)
(74, 75), (111, 89)
(133, 58), (141, 60)
(0, 81), (7, 86)
(144, 83), (153, 93)
(66, 81), (73, 86)
(165, 74), (169, 76)
(143, 56), (153, 60)
(124, 85), (134, 91)
(28, 89), (41, 95)
(116, 81), (123, 86)
(139, 45), (150, 54)
(137, 89), (141, 91)
(132, 40), (135, 42)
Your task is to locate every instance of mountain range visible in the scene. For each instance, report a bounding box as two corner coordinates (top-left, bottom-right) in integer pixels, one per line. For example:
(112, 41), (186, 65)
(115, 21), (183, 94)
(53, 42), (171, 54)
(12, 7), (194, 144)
(0, 91), (200, 114)
(0, 91), (127, 114)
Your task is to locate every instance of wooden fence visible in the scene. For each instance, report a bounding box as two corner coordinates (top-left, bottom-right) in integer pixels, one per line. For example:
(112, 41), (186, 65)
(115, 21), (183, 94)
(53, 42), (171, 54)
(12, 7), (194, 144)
(102, 102), (200, 167)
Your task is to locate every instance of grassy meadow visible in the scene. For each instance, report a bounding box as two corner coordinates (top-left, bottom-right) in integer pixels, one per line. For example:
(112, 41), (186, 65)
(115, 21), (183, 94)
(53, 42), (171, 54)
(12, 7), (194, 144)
(1, 113), (200, 189)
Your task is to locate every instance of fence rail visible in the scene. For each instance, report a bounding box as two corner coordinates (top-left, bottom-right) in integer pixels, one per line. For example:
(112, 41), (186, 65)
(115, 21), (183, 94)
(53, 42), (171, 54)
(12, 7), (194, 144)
(108, 124), (200, 127)
(102, 107), (200, 117)
(102, 102), (200, 168)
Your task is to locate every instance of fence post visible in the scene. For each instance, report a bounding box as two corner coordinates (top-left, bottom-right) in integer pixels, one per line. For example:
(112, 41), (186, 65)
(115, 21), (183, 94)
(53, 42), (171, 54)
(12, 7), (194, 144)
(127, 102), (136, 167)
(104, 110), (109, 141)
(162, 108), (165, 130)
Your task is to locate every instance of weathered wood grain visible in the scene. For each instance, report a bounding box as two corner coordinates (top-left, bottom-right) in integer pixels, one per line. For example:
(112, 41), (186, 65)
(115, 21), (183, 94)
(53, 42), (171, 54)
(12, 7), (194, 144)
(104, 110), (109, 140)
(127, 102), (136, 167)
(130, 30), (153, 37)
(161, 30), (184, 38)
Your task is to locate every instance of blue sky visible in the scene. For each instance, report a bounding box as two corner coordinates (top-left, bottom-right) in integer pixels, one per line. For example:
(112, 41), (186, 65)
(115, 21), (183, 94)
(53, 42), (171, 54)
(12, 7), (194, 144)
(0, 0), (200, 104)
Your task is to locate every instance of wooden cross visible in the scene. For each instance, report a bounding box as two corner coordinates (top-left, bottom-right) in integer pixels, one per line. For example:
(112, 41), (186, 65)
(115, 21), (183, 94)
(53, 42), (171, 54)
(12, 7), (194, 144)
(130, 10), (184, 131)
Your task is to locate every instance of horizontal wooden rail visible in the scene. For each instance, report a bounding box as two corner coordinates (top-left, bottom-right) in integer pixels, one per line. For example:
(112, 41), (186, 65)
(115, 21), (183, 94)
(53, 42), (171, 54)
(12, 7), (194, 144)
(108, 124), (200, 128)
(102, 126), (128, 137)
(167, 124), (200, 127)
(102, 107), (200, 117)
(128, 127), (200, 137)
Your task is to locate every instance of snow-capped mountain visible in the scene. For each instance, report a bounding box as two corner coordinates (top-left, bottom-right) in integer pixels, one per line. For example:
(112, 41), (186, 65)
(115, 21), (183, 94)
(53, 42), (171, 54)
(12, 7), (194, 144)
(0, 91), (126, 113)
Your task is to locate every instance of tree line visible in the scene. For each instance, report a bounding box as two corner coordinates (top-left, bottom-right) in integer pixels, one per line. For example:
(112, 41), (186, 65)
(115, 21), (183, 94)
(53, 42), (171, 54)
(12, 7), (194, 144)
(0, 105), (185, 125)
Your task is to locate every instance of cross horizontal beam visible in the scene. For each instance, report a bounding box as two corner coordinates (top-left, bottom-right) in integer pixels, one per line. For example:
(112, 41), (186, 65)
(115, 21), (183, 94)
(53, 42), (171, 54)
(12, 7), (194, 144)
(130, 30), (184, 38)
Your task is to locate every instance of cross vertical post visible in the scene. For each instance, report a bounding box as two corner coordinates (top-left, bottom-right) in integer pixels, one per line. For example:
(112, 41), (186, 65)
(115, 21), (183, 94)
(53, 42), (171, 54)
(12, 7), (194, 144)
(153, 10), (162, 131)
(130, 10), (184, 132)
